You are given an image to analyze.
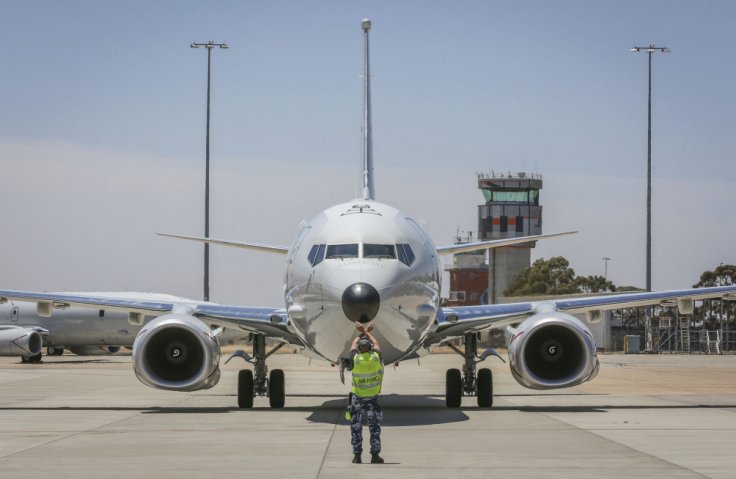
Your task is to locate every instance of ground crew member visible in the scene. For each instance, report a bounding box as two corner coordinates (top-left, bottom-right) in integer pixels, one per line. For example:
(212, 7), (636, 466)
(348, 322), (384, 464)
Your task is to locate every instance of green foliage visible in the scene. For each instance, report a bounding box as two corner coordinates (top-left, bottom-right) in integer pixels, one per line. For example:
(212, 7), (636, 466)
(504, 257), (617, 296)
(575, 275), (616, 294)
(693, 264), (736, 325)
(693, 264), (736, 288)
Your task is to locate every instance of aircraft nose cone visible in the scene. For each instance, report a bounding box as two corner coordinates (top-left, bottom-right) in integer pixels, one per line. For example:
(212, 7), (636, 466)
(341, 282), (380, 323)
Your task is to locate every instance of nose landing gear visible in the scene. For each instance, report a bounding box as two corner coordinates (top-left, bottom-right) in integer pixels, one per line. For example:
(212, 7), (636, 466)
(445, 332), (505, 408)
(226, 333), (286, 408)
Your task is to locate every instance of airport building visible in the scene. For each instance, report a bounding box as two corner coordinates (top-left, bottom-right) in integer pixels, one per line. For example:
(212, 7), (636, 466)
(447, 172), (542, 307)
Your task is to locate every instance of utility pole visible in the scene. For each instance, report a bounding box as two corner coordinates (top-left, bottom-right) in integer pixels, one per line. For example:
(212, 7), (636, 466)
(191, 41), (228, 302)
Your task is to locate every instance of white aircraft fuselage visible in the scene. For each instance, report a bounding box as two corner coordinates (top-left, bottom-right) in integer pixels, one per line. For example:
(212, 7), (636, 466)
(285, 200), (441, 364)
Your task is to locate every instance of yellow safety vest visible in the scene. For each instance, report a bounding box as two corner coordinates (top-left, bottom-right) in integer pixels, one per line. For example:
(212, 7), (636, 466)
(351, 351), (384, 397)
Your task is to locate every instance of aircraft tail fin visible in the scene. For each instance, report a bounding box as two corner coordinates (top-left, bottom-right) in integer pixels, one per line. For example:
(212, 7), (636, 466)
(361, 18), (375, 201)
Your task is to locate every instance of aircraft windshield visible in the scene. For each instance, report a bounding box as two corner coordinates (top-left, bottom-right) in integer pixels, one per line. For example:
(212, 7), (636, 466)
(364, 244), (396, 259)
(396, 243), (415, 266)
(308, 244), (326, 266)
(325, 244), (359, 259)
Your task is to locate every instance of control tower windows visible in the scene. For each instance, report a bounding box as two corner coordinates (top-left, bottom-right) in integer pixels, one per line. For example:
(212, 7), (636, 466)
(481, 189), (539, 205)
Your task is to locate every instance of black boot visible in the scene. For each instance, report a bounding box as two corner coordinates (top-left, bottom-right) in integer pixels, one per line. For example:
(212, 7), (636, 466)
(352, 454), (361, 464)
(371, 453), (384, 464)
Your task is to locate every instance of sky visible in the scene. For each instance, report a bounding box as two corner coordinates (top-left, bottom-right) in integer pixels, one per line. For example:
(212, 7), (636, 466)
(1, 1), (735, 307)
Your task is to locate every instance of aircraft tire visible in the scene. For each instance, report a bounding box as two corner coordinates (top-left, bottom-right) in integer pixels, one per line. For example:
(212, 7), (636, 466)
(21, 353), (43, 364)
(268, 369), (285, 408)
(47, 346), (64, 356)
(476, 368), (493, 408)
(238, 369), (254, 408)
(446, 368), (462, 407)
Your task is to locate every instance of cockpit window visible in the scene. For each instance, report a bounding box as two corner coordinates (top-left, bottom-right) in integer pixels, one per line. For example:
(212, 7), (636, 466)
(325, 244), (359, 259)
(308, 244), (326, 266)
(396, 243), (415, 266)
(364, 244), (396, 259)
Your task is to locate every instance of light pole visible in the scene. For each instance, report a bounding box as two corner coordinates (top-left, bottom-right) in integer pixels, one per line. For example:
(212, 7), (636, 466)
(191, 41), (229, 302)
(630, 45), (669, 294)
(631, 44), (669, 352)
(602, 257), (611, 280)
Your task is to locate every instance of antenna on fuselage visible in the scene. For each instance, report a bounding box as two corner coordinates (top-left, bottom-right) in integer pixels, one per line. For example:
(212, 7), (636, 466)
(361, 18), (375, 201)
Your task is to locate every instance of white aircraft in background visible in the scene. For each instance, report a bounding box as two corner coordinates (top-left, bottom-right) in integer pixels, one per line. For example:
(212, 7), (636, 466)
(2, 19), (736, 409)
(0, 294), (248, 362)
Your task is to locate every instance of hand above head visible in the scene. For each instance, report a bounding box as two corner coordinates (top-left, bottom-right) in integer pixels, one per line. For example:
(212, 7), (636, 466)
(355, 322), (365, 333)
(365, 322), (375, 333)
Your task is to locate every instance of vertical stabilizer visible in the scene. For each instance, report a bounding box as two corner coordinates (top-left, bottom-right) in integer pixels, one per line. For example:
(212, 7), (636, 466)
(361, 18), (375, 200)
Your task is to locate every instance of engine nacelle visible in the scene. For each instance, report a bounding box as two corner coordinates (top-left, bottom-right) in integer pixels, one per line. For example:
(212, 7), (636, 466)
(69, 345), (122, 356)
(508, 312), (599, 390)
(0, 327), (43, 356)
(132, 314), (221, 392)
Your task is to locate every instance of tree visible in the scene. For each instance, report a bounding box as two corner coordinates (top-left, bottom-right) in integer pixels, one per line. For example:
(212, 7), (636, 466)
(693, 264), (736, 288)
(505, 257), (579, 296)
(693, 264), (736, 326)
(575, 275), (616, 294)
(505, 257), (618, 297)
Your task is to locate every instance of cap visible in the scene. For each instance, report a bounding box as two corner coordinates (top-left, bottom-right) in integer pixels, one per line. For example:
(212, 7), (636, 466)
(358, 338), (372, 351)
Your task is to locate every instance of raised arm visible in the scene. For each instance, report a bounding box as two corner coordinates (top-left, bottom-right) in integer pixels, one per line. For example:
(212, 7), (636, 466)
(353, 322), (381, 352)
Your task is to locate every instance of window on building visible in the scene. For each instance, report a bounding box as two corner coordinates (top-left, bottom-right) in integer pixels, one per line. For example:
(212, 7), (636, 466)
(516, 215), (524, 233)
(449, 291), (466, 301)
(500, 216), (508, 233)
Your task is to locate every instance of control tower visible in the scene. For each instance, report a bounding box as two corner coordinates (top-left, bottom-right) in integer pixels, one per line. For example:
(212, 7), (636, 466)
(477, 172), (543, 303)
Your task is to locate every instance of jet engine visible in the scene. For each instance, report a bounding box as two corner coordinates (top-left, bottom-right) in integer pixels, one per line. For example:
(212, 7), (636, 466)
(508, 312), (599, 390)
(132, 314), (221, 391)
(0, 327), (43, 356)
(69, 345), (122, 356)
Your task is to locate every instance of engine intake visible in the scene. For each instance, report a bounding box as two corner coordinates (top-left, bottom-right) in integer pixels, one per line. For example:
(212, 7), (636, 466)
(508, 312), (599, 390)
(133, 314), (221, 391)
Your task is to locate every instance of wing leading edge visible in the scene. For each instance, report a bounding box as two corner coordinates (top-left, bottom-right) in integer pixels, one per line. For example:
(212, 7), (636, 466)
(428, 284), (736, 346)
(157, 233), (289, 255)
(0, 289), (302, 345)
(435, 231), (576, 256)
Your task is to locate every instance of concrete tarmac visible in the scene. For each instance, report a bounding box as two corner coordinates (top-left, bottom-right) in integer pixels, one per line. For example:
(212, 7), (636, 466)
(1, 352), (735, 478)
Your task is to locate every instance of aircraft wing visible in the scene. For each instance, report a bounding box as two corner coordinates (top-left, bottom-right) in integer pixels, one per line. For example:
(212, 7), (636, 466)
(427, 284), (736, 345)
(0, 289), (301, 344)
(157, 233), (289, 255)
(435, 231), (576, 256)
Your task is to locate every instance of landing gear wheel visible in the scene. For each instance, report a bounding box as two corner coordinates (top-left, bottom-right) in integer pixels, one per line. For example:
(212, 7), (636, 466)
(238, 369), (254, 408)
(446, 368), (462, 407)
(21, 353), (43, 364)
(268, 369), (285, 408)
(47, 346), (64, 356)
(476, 368), (493, 408)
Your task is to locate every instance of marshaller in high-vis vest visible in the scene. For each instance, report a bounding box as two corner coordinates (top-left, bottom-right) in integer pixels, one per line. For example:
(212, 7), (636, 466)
(348, 322), (384, 464)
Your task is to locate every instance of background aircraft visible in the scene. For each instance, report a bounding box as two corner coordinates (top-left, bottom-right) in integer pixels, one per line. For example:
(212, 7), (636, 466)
(0, 294), (247, 362)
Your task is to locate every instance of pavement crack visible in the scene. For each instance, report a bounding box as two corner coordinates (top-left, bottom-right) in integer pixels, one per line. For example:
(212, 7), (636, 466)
(314, 408), (341, 478)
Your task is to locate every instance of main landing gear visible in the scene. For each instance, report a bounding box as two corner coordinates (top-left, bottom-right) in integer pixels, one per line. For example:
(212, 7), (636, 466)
(226, 334), (286, 408)
(445, 332), (505, 408)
